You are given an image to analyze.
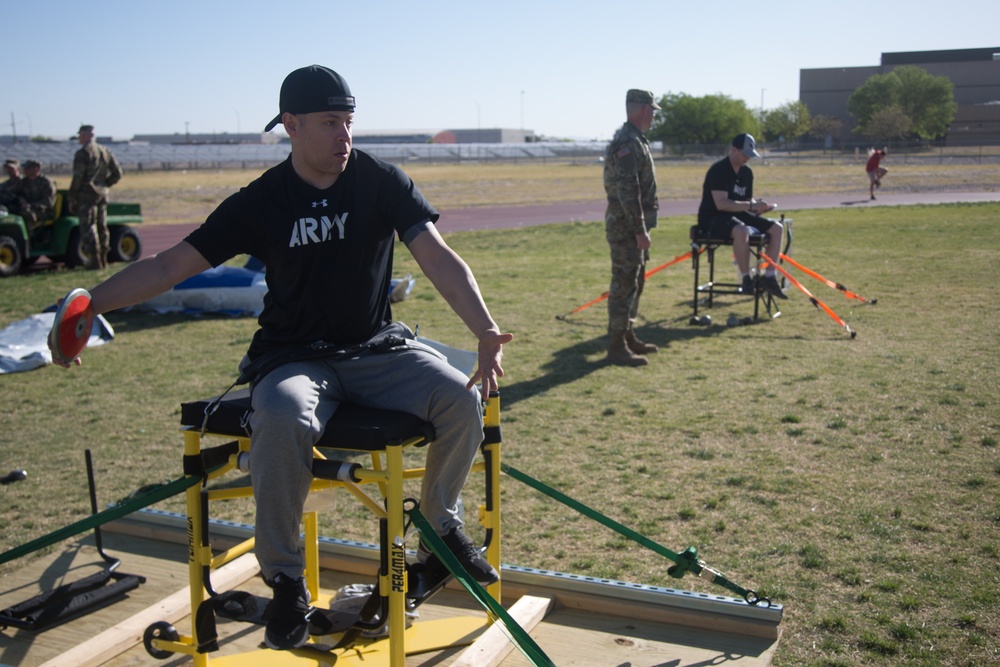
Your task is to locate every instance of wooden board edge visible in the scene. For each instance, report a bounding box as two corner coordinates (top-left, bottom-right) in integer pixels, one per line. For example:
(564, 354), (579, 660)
(37, 553), (260, 667)
(450, 595), (555, 667)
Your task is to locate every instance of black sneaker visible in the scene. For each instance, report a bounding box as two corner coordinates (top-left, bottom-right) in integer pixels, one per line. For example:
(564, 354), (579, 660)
(740, 275), (755, 295)
(760, 275), (788, 300)
(419, 528), (499, 585)
(264, 573), (311, 650)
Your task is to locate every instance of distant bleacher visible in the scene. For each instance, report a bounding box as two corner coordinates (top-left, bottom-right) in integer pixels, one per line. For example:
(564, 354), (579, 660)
(2, 141), (605, 174)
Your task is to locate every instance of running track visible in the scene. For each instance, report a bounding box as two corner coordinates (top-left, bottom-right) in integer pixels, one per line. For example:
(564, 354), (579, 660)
(130, 190), (1000, 257)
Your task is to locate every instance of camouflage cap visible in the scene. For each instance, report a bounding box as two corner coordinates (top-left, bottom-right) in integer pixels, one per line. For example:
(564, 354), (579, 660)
(3, 158), (19, 168)
(78, 124), (94, 133)
(23, 159), (41, 169)
(626, 89), (661, 110)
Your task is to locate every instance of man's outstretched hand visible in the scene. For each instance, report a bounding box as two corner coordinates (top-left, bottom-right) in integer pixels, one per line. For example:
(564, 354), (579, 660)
(467, 329), (515, 396)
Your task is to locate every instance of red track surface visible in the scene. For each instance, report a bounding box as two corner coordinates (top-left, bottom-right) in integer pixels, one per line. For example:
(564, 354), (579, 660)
(135, 190), (999, 257)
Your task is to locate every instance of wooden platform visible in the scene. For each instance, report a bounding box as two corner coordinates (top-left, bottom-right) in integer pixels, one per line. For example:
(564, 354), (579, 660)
(0, 511), (781, 666)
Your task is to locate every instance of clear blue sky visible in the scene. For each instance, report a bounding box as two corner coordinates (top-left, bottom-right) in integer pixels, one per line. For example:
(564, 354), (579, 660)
(5, 0), (997, 141)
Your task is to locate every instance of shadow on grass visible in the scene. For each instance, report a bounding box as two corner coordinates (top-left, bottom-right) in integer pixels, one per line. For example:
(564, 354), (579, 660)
(501, 315), (733, 409)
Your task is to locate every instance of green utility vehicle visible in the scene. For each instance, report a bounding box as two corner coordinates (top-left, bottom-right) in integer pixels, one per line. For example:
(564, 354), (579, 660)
(0, 190), (142, 277)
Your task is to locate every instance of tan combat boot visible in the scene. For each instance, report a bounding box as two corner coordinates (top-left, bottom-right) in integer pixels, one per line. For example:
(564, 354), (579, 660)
(606, 332), (648, 367)
(625, 329), (658, 354)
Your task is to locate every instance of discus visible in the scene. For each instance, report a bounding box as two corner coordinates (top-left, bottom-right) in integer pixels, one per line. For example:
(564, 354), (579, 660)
(50, 288), (95, 365)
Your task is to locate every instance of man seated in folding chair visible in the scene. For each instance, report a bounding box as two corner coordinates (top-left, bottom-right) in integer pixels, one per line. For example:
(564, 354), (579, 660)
(50, 65), (513, 652)
(696, 133), (787, 301)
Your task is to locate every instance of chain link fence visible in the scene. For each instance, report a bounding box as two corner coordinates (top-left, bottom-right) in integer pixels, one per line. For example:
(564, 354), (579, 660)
(663, 139), (1000, 165)
(4, 138), (998, 174)
(0, 141), (609, 175)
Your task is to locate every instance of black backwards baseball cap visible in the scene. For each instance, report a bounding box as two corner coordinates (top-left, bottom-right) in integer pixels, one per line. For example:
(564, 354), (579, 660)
(264, 65), (356, 132)
(732, 133), (761, 159)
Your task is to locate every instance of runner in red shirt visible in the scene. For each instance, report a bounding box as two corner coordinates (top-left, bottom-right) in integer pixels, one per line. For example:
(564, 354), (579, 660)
(866, 148), (888, 200)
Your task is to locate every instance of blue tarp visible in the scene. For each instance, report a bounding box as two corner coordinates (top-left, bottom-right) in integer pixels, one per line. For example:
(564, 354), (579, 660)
(131, 265), (269, 317)
(132, 264), (414, 317)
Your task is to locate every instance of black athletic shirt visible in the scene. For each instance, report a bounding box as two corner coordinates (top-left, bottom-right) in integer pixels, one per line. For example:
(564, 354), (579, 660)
(184, 150), (438, 359)
(697, 157), (754, 226)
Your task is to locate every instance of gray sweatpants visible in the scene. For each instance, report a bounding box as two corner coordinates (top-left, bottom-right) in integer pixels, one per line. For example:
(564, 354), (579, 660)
(246, 335), (483, 581)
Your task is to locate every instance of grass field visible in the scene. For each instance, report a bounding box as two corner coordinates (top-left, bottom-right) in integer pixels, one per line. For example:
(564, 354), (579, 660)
(1, 164), (999, 666)
(103, 159), (1000, 225)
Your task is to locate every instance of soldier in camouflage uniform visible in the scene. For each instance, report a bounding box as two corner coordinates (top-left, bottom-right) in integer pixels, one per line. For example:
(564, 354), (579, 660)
(603, 89), (660, 367)
(13, 160), (57, 233)
(69, 124), (123, 269)
(0, 158), (23, 211)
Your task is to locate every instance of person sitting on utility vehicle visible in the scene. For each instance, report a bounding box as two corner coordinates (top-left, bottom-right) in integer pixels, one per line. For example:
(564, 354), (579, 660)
(13, 160), (57, 232)
(0, 158), (22, 211)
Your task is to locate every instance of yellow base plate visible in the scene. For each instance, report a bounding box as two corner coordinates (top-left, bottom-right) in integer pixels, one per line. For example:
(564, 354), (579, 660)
(208, 616), (488, 666)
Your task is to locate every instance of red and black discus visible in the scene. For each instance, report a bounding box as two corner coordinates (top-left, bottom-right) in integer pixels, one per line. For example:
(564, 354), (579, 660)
(50, 288), (95, 364)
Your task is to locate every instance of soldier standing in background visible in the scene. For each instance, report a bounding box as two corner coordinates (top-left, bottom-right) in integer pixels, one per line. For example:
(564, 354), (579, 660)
(69, 124), (123, 269)
(603, 89), (660, 367)
(14, 160), (57, 234)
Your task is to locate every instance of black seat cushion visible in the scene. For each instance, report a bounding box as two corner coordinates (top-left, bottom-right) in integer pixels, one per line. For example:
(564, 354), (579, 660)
(180, 388), (434, 451)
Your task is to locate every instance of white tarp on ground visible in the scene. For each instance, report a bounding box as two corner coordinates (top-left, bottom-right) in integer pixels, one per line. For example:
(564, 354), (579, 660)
(1, 268), (474, 376)
(0, 310), (473, 377)
(0, 312), (114, 374)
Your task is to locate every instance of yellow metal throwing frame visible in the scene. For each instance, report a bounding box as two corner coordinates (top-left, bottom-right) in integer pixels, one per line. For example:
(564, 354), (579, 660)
(145, 392), (502, 667)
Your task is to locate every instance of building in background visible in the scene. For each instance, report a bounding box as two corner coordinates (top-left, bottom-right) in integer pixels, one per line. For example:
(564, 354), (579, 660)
(800, 47), (1000, 144)
(431, 128), (535, 143)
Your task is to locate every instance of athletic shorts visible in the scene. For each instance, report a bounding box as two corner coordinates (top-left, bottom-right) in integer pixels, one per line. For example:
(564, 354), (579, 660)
(699, 212), (776, 240)
(867, 167), (887, 182)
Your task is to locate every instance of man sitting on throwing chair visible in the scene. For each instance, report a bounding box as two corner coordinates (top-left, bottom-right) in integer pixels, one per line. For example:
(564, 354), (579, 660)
(696, 133), (786, 300)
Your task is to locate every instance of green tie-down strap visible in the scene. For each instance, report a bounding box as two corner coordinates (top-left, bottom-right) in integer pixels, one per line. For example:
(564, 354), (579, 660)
(405, 508), (555, 667)
(500, 463), (771, 607)
(0, 474), (201, 567)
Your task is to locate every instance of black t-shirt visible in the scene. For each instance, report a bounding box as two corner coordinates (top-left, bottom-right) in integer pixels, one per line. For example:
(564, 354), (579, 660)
(184, 150), (438, 358)
(697, 157), (754, 226)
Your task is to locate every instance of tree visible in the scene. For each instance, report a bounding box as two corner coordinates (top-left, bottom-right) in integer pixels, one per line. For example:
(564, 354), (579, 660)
(648, 93), (759, 148)
(847, 65), (956, 140)
(865, 105), (912, 143)
(809, 115), (846, 142)
(762, 101), (812, 144)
